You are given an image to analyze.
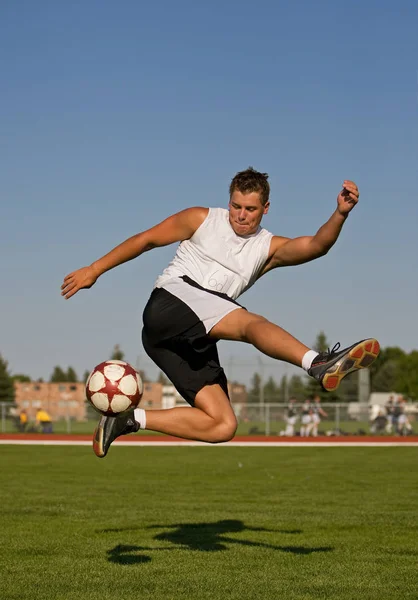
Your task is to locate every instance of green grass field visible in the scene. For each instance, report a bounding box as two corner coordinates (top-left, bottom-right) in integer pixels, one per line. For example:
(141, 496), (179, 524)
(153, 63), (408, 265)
(1, 446), (417, 600)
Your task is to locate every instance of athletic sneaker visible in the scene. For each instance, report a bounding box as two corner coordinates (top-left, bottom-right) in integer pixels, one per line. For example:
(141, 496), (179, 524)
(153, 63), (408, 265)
(93, 412), (139, 458)
(308, 338), (380, 392)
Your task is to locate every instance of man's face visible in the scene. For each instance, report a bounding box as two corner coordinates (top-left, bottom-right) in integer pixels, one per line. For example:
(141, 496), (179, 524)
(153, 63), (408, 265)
(228, 190), (269, 236)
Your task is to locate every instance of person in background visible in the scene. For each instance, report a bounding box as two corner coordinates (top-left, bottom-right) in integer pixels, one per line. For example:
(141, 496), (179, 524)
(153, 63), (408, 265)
(309, 394), (328, 437)
(35, 408), (53, 434)
(300, 399), (312, 437)
(385, 395), (395, 434)
(280, 397), (298, 437)
(18, 409), (28, 432)
(396, 397), (413, 436)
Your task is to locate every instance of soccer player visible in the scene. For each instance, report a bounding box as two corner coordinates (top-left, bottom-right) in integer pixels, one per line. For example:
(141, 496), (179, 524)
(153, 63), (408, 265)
(309, 394), (328, 437)
(61, 167), (380, 456)
(280, 397), (299, 437)
(299, 399), (313, 437)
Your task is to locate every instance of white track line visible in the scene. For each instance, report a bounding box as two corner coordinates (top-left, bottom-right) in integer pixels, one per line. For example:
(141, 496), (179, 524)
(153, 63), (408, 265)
(1, 440), (417, 447)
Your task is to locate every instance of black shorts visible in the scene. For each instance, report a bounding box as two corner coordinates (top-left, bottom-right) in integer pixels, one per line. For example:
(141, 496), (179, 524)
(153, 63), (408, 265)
(142, 278), (244, 406)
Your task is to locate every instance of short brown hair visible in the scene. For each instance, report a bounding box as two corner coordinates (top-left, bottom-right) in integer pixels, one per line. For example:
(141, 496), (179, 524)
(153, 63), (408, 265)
(229, 167), (270, 205)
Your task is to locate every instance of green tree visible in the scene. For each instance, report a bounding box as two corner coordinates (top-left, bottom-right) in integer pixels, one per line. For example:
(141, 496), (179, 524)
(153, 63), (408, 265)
(279, 375), (288, 402)
(66, 367), (78, 383)
(313, 331), (329, 353)
(372, 360), (399, 393)
(287, 374), (307, 401)
(111, 345), (125, 361)
(83, 370), (90, 383)
(11, 374), (31, 382)
(138, 369), (149, 383)
(0, 355), (15, 403)
(248, 372), (261, 403)
(370, 346), (405, 389)
(157, 371), (169, 385)
(263, 376), (280, 402)
(394, 351), (418, 400)
(50, 366), (67, 382)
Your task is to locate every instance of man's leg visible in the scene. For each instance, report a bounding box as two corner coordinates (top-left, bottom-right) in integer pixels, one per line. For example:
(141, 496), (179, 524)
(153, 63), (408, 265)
(210, 309), (380, 392)
(145, 383), (237, 443)
(93, 384), (237, 457)
(305, 419), (314, 437)
(210, 310), (308, 366)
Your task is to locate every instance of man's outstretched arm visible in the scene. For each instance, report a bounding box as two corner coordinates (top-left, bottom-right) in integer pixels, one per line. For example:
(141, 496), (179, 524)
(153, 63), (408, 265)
(261, 180), (359, 273)
(61, 207), (208, 299)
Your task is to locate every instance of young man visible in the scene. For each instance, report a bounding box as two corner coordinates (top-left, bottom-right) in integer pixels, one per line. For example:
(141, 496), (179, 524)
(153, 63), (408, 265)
(299, 399), (312, 437)
(309, 394), (328, 437)
(280, 397), (298, 437)
(61, 168), (380, 456)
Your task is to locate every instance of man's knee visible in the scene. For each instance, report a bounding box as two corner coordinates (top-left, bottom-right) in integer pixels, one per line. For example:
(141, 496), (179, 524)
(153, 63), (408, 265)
(210, 310), (267, 342)
(213, 417), (237, 443)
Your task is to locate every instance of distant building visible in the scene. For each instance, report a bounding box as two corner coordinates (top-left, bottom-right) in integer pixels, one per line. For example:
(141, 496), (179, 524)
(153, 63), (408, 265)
(162, 384), (189, 409)
(228, 382), (247, 404)
(140, 382), (164, 409)
(14, 381), (86, 421)
(13, 379), (249, 420)
(228, 382), (248, 420)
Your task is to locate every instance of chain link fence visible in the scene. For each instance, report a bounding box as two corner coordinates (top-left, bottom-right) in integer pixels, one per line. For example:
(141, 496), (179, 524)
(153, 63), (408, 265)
(2, 401), (416, 436)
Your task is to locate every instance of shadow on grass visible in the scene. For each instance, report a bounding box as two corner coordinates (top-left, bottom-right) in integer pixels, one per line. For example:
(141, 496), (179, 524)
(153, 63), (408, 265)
(105, 520), (333, 565)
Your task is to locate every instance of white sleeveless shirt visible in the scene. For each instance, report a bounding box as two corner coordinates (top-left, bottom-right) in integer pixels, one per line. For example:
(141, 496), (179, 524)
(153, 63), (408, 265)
(155, 208), (273, 300)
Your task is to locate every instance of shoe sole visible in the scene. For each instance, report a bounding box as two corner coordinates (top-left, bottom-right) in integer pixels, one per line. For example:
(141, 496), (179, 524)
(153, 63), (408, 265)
(322, 338), (380, 391)
(92, 416), (107, 458)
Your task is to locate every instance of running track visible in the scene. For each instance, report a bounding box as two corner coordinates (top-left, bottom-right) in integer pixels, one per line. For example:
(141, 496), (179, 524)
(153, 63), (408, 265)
(1, 434), (418, 447)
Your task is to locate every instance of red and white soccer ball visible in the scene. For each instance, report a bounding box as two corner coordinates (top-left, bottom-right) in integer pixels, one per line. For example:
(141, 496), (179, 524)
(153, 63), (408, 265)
(85, 360), (143, 416)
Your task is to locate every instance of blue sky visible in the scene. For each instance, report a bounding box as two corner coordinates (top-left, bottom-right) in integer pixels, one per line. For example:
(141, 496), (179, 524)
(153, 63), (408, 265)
(1, 0), (417, 385)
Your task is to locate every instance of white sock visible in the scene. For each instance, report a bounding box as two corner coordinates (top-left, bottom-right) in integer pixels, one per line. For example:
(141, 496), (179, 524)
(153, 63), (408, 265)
(302, 350), (319, 371)
(134, 408), (147, 430)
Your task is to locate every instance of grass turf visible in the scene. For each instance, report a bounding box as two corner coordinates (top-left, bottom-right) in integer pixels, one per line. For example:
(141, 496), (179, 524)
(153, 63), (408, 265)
(0, 446), (417, 600)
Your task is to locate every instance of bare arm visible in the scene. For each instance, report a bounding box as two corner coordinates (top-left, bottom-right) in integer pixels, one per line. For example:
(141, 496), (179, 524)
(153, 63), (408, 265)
(61, 207), (208, 299)
(260, 180), (359, 274)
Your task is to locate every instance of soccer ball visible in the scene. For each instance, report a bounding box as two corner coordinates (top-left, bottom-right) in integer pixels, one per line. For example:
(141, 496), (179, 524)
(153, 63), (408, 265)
(85, 360), (143, 416)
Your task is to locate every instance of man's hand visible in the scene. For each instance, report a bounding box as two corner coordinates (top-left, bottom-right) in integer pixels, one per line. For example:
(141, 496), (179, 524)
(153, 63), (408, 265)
(337, 180), (359, 215)
(61, 265), (99, 299)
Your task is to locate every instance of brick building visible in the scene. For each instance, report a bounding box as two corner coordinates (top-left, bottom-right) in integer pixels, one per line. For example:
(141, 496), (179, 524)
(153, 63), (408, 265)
(14, 381), (87, 421)
(13, 379), (248, 420)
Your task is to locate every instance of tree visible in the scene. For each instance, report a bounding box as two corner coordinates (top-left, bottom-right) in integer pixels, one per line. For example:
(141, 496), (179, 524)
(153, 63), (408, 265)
(394, 351), (418, 400)
(372, 360), (399, 393)
(287, 374), (307, 401)
(83, 370), (90, 383)
(50, 366), (67, 382)
(279, 375), (288, 403)
(11, 374), (31, 382)
(370, 346), (405, 389)
(111, 345), (125, 361)
(138, 369), (149, 383)
(66, 367), (78, 383)
(313, 331), (329, 353)
(157, 371), (169, 385)
(248, 372), (262, 403)
(335, 373), (359, 403)
(263, 376), (280, 402)
(0, 355), (15, 403)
